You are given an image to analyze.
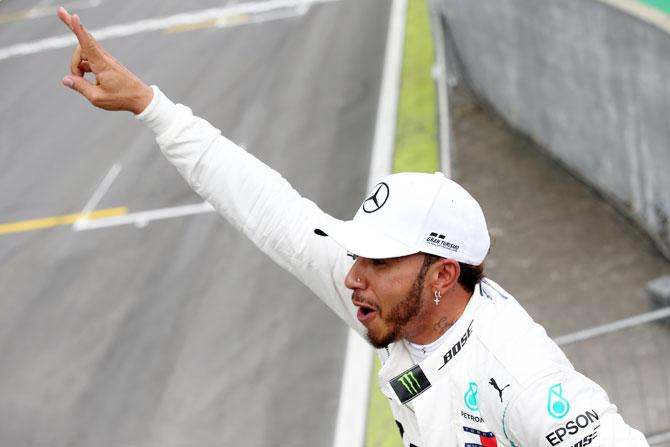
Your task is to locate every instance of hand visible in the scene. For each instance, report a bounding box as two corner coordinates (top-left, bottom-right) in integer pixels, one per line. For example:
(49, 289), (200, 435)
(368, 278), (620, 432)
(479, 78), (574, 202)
(57, 7), (153, 114)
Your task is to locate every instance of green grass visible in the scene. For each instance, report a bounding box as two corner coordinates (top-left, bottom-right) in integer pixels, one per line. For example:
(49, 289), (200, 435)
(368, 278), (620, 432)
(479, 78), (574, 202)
(367, 0), (669, 444)
(392, 0), (439, 175)
(365, 356), (401, 447)
(638, 0), (670, 14)
(365, 0), (439, 446)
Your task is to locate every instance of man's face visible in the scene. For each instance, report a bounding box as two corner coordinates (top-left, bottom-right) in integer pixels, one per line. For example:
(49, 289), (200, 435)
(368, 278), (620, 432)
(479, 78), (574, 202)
(345, 253), (431, 348)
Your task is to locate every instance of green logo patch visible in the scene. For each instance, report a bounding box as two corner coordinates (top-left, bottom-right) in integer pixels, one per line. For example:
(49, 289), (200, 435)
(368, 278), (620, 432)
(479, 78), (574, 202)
(390, 365), (431, 404)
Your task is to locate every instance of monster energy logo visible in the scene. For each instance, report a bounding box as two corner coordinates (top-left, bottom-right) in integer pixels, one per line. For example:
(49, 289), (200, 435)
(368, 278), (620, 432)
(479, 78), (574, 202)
(390, 365), (431, 404)
(398, 371), (421, 395)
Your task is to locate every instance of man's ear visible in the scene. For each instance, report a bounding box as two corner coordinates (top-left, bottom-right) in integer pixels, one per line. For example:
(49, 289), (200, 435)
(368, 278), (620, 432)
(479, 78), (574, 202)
(432, 258), (461, 293)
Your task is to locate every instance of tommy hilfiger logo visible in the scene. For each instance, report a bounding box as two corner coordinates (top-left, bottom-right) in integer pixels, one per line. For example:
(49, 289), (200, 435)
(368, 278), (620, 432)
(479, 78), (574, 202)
(463, 426), (498, 447)
(426, 232), (460, 252)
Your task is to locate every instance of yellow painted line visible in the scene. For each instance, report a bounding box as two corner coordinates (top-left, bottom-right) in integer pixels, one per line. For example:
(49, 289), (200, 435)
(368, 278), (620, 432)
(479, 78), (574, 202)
(0, 0), (101, 25)
(163, 14), (249, 34)
(164, 18), (219, 34)
(0, 207), (128, 236)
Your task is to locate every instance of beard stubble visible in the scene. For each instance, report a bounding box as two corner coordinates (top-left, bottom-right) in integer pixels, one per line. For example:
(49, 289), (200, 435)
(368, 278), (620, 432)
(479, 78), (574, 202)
(366, 262), (431, 348)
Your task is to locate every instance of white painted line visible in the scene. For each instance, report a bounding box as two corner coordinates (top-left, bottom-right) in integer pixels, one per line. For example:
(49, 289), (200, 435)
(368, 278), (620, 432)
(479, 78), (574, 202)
(366, 0), (408, 186)
(244, 4), (309, 25)
(0, 0), (337, 62)
(554, 307), (670, 346)
(73, 163), (121, 231)
(648, 430), (670, 445)
(332, 1), (407, 447)
(333, 330), (373, 447)
(73, 201), (215, 231)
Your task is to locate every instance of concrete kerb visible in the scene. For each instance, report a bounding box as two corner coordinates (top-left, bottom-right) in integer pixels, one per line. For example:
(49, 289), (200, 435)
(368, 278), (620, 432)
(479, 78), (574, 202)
(428, 0), (453, 179)
(436, 0), (670, 261)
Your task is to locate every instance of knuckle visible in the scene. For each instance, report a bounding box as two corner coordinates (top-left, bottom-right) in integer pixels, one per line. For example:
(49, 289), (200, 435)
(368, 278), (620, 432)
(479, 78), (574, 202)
(88, 91), (100, 105)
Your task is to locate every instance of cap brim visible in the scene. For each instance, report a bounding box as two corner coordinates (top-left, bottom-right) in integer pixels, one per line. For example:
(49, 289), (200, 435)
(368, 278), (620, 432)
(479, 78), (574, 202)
(314, 219), (418, 259)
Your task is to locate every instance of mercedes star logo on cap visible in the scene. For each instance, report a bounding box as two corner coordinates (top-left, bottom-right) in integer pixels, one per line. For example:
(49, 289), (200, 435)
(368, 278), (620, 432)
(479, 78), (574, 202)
(362, 182), (390, 213)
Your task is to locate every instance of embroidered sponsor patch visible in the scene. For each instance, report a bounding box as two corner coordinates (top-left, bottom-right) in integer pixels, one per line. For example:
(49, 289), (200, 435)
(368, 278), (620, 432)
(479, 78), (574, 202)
(548, 383), (570, 419)
(426, 232), (460, 252)
(463, 426), (498, 447)
(545, 410), (600, 446)
(438, 320), (474, 370)
(389, 364), (431, 404)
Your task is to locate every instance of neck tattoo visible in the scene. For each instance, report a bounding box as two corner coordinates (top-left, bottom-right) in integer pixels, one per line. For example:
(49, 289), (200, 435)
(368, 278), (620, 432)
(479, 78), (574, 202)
(433, 316), (454, 334)
(432, 309), (465, 335)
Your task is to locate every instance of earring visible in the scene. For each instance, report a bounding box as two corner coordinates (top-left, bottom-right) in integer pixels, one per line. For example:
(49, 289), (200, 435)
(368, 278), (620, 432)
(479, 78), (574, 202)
(434, 290), (441, 306)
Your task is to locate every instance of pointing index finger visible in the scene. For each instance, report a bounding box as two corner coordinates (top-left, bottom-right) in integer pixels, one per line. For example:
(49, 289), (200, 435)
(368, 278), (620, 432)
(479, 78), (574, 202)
(59, 9), (103, 62)
(70, 14), (100, 55)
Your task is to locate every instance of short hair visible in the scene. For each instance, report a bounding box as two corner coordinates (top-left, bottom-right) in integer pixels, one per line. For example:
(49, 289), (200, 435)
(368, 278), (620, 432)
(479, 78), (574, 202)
(422, 253), (485, 294)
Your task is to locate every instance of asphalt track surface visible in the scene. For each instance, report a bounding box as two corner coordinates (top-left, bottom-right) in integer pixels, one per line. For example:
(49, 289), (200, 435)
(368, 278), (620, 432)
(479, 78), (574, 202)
(0, 0), (390, 445)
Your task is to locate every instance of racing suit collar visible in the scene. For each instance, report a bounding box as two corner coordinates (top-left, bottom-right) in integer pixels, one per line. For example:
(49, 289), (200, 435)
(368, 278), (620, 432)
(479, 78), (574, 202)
(378, 284), (489, 405)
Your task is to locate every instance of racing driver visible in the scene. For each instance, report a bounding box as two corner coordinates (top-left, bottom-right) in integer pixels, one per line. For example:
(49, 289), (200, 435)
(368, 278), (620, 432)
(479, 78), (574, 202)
(56, 7), (650, 447)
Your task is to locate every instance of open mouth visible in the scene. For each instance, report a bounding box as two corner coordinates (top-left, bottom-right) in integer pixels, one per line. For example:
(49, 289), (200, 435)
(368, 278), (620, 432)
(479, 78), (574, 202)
(355, 302), (378, 323)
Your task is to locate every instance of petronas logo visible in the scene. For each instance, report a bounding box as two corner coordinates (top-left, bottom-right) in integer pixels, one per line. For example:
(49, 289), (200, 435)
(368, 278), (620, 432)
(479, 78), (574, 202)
(464, 382), (479, 411)
(548, 384), (570, 419)
(398, 371), (421, 395)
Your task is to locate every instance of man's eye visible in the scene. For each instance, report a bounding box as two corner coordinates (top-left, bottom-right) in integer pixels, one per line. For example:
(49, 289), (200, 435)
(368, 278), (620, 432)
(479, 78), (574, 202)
(371, 258), (386, 265)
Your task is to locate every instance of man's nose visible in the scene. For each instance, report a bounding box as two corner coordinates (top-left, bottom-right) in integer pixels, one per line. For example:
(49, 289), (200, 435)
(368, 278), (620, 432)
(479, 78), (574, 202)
(344, 259), (365, 290)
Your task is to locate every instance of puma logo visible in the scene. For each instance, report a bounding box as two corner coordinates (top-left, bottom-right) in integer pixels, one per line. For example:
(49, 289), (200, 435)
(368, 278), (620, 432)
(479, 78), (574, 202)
(489, 378), (510, 402)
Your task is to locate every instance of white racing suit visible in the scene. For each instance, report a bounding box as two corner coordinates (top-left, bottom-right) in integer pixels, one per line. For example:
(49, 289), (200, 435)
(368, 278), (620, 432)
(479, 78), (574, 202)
(136, 86), (649, 447)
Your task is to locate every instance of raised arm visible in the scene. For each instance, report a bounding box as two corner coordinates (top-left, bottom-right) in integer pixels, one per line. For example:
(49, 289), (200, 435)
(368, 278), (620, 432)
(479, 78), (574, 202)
(57, 8), (364, 335)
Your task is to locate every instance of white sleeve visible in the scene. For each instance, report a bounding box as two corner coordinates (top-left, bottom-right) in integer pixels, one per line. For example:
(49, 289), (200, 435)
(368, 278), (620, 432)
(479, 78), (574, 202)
(136, 85), (365, 336)
(503, 369), (649, 447)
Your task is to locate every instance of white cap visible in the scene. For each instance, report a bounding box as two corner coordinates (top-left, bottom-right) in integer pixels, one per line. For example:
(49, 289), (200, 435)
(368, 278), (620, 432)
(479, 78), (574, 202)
(314, 172), (490, 264)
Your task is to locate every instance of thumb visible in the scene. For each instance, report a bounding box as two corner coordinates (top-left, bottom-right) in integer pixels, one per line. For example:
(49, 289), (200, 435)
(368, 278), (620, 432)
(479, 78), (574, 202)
(62, 75), (99, 103)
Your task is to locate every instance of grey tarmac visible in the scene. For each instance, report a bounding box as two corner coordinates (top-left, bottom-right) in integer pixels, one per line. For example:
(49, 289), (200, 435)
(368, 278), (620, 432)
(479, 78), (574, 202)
(0, 0), (390, 446)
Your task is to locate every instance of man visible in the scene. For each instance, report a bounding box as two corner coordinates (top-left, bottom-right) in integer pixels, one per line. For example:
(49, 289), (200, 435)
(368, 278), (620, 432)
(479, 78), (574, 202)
(57, 7), (649, 446)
